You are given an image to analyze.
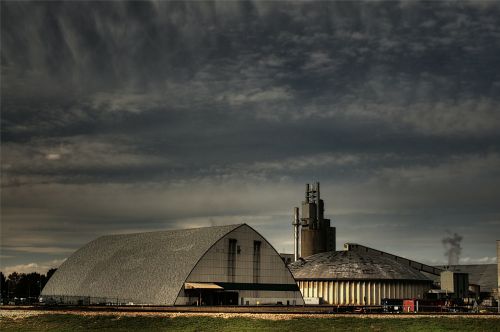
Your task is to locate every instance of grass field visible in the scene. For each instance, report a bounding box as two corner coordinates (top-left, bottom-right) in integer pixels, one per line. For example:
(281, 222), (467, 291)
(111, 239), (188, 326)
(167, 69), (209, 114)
(1, 314), (500, 332)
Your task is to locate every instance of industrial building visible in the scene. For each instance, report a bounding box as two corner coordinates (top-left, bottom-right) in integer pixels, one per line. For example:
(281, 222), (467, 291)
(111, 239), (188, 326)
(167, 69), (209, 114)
(40, 182), (497, 308)
(289, 246), (433, 305)
(41, 224), (304, 306)
(289, 183), (498, 307)
(430, 264), (497, 298)
(289, 183), (436, 305)
(293, 183), (336, 259)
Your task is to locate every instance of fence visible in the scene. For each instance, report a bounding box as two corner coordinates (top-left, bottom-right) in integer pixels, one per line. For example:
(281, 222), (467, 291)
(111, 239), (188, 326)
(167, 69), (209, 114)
(40, 295), (138, 306)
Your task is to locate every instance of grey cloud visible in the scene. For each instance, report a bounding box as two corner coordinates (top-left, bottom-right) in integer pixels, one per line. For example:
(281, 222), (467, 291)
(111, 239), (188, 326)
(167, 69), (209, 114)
(1, 1), (500, 272)
(1, 135), (179, 187)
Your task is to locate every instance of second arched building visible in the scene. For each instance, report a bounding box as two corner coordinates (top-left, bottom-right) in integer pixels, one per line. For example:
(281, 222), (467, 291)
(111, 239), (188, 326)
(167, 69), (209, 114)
(289, 250), (432, 305)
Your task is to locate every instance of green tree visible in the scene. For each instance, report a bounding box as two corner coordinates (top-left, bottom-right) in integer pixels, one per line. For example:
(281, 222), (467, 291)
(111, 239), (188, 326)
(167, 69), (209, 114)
(0, 272), (7, 303)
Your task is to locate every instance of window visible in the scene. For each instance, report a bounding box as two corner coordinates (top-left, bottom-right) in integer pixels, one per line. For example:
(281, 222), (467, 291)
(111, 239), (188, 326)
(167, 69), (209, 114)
(227, 239), (237, 282)
(253, 241), (261, 283)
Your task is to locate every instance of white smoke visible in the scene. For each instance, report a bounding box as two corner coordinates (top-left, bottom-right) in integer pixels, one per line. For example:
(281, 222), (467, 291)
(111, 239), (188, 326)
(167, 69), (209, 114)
(442, 232), (463, 265)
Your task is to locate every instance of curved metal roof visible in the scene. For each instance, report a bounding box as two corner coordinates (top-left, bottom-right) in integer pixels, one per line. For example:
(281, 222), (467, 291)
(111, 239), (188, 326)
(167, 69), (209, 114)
(289, 250), (431, 281)
(42, 224), (242, 304)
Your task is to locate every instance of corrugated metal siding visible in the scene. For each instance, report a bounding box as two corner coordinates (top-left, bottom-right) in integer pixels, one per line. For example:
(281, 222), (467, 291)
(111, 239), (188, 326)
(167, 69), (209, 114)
(298, 280), (431, 305)
(41, 224), (242, 305)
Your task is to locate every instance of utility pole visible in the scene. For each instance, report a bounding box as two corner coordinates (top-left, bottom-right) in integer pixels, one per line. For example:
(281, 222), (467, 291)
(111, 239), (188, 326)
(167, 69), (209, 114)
(292, 207), (300, 261)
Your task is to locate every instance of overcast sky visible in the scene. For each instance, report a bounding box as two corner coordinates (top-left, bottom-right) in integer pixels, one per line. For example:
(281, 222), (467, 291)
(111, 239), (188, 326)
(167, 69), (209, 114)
(1, 1), (500, 275)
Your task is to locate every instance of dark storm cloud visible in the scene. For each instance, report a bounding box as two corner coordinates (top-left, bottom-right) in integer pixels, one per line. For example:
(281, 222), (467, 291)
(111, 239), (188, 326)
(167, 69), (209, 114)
(1, 1), (500, 272)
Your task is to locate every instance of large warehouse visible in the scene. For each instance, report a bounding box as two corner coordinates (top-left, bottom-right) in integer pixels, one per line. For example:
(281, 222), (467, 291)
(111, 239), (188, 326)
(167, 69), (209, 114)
(41, 224), (304, 306)
(289, 248), (433, 305)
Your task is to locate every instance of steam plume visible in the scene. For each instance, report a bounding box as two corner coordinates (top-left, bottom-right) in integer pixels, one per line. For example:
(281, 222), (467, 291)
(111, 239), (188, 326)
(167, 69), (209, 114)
(442, 232), (463, 265)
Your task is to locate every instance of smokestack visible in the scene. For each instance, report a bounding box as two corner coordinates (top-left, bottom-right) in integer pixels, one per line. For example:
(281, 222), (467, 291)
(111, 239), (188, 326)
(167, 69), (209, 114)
(292, 207), (300, 261)
(496, 240), (499, 310)
(442, 232), (463, 266)
(315, 182), (320, 222)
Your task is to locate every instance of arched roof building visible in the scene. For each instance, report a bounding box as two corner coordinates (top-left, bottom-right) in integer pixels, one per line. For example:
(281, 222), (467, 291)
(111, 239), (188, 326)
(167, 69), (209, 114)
(289, 250), (432, 305)
(42, 224), (304, 306)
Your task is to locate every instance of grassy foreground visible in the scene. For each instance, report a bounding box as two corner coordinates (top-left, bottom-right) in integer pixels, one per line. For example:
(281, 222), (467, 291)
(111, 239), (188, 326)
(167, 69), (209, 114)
(1, 314), (500, 332)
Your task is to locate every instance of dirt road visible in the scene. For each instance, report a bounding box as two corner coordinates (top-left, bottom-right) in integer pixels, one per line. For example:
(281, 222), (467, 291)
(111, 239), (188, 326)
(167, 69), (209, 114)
(2, 308), (499, 321)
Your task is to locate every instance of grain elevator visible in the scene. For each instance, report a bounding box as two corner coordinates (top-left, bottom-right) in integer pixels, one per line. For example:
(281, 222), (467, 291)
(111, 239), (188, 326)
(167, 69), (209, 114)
(292, 182), (336, 260)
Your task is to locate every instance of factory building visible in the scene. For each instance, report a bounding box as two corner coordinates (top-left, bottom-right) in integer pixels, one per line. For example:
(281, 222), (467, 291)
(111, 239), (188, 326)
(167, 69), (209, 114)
(439, 271), (469, 299)
(289, 183), (433, 305)
(430, 264), (497, 299)
(41, 224), (304, 306)
(497, 240), (500, 301)
(293, 182), (336, 260)
(289, 247), (432, 305)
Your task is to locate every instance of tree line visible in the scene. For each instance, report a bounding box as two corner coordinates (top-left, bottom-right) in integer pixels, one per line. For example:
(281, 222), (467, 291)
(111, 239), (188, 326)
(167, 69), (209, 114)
(0, 269), (57, 304)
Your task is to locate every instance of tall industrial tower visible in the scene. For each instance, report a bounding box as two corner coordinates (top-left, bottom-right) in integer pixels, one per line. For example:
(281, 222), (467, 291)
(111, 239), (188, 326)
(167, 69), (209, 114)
(292, 182), (336, 260)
